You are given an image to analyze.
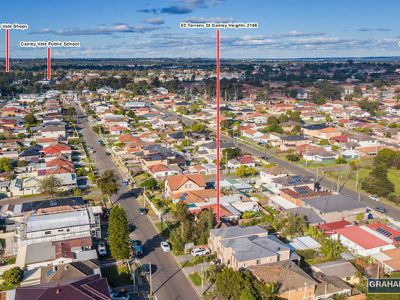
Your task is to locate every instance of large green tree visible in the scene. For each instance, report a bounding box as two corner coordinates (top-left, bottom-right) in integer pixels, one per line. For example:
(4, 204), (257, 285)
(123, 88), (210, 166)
(0, 158), (14, 172)
(108, 205), (131, 259)
(98, 170), (120, 197)
(362, 164), (395, 197)
(320, 238), (345, 259)
(39, 175), (62, 197)
(3, 267), (23, 286)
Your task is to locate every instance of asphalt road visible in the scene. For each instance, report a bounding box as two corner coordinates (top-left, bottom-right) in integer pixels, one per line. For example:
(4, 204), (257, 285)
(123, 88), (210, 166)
(73, 103), (200, 300)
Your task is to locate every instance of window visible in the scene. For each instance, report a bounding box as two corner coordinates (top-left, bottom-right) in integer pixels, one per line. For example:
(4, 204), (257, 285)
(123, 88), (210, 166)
(256, 259), (261, 265)
(66, 229), (70, 232)
(58, 229), (64, 232)
(44, 231), (51, 235)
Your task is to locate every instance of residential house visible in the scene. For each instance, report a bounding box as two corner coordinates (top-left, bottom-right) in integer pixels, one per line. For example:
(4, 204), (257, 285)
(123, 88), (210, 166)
(227, 155), (256, 169)
(209, 226), (296, 270)
(302, 194), (367, 223)
(249, 260), (317, 300)
(15, 274), (110, 300)
(312, 260), (359, 285)
(165, 173), (206, 198)
(332, 225), (396, 256)
(15, 207), (102, 247)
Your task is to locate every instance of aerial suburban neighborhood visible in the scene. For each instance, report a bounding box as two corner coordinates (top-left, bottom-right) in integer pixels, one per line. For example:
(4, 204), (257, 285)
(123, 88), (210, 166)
(1, 1), (400, 300)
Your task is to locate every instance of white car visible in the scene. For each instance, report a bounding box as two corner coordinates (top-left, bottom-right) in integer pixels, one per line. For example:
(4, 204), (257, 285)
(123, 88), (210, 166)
(370, 195), (380, 201)
(160, 241), (171, 252)
(98, 242), (107, 257)
(191, 247), (211, 257)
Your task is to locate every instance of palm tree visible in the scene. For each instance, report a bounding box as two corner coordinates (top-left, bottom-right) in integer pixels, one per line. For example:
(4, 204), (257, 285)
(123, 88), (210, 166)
(321, 238), (344, 259)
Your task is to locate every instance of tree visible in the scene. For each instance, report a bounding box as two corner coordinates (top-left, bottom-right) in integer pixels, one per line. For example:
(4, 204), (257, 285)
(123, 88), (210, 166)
(277, 213), (308, 238)
(173, 201), (191, 224)
(24, 113), (37, 128)
(97, 170), (120, 197)
(374, 148), (400, 169)
(235, 165), (256, 177)
(141, 178), (158, 191)
(191, 122), (206, 133)
(0, 157), (13, 172)
(108, 205), (131, 259)
(39, 175), (62, 197)
(17, 160), (27, 168)
(240, 287), (257, 300)
(320, 238), (344, 259)
(361, 164), (395, 197)
(3, 267), (23, 286)
(286, 153), (300, 162)
(319, 139), (330, 145)
(335, 156), (347, 164)
(65, 106), (76, 116)
(358, 99), (379, 116)
(222, 147), (242, 161)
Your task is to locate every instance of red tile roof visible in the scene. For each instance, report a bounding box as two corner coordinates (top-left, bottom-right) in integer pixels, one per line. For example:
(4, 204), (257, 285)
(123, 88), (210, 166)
(166, 173), (206, 191)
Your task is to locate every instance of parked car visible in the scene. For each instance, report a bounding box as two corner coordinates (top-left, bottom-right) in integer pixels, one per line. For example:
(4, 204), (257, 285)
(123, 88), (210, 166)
(128, 223), (136, 232)
(138, 208), (148, 215)
(97, 242), (107, 257)
(160, 241), (171, 252)
(375, 206), (387, 214)
(369, 195), (380, 201)
(141, 263), (157, 275)
(191, 247), (211, 257)
(110, 290), (129, 300)
(131, 239), (142, 246)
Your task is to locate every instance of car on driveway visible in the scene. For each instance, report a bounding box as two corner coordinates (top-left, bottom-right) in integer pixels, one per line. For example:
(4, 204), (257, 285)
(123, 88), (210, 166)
(110, 290), (129, 300)
(138, 208), (148, 215)
(160, 241), (171, 252)
(128, 223), (136, 232)
(191, 247), (211, 257)
(97, 242), (107, 257)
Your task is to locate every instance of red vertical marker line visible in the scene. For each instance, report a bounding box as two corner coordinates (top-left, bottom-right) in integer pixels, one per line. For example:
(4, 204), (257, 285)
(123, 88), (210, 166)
(47, 47), (51, 80)
(5, 29), (9, 72)
(216, 29), (220, 223)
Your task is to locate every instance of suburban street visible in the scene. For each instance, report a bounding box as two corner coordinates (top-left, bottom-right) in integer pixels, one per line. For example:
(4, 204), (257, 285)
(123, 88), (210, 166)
(158, 108), (400, 221)
(221, 135), (400, 220)
(73, 103), (200, 300)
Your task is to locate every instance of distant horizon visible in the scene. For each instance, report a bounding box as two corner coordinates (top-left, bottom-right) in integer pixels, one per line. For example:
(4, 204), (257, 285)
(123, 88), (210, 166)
(2, 55), (400, 61)
(2, 1), (400, 58)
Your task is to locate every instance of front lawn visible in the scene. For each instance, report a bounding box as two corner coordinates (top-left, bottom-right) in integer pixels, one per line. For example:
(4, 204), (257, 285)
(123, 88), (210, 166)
(189, 272), (203, 286)
(101, 264), (132, 287)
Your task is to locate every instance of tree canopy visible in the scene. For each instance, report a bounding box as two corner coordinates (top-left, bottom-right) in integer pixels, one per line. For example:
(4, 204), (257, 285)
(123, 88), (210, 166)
(97, 170), (120, 197)
(108, 205), (131, 259)
(39, 175), (62, 197)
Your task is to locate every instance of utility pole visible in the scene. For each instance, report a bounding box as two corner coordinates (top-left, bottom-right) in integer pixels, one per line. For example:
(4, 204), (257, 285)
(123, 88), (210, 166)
(355, 170), (359, 189)
(336, 173), (340, 193)
(149, 261), (152, 295)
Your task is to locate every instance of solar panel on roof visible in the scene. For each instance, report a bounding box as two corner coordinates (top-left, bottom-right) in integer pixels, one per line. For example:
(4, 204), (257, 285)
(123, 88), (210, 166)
(394, 236), (400, 242)
(376, 227), (392, 237)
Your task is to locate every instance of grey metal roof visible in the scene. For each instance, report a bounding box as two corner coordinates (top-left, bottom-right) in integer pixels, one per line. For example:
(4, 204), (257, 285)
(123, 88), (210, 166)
(222, 235), (290, 262)
(302, 194), (366, 213)
(25, 242), (55, 264)
(287, 207), (324, 225)
(313, 259), (358, 279)
(26, 210), (90, 233)
(211, 225), (267, 239)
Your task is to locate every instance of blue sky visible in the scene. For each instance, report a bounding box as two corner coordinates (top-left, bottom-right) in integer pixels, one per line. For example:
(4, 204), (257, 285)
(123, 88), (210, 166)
(1, 0), (400, 58)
